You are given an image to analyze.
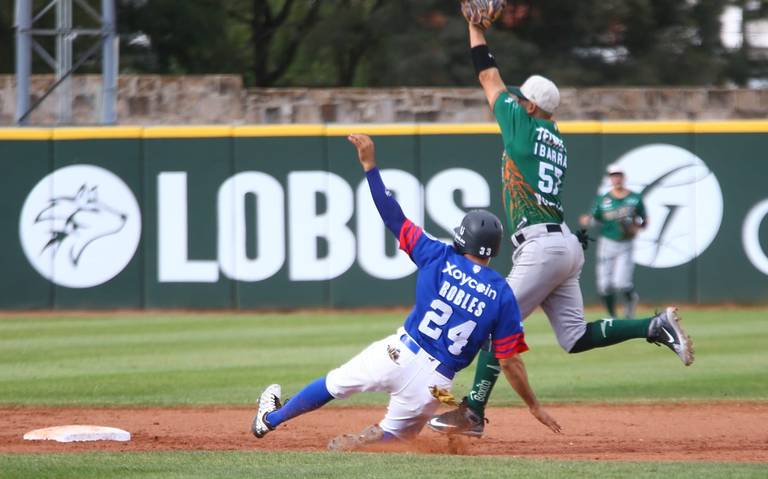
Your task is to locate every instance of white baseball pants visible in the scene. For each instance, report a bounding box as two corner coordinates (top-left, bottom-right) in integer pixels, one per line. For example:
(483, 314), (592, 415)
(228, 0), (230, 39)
(325, 327), (452, 439)
(596, 236), (635, 295)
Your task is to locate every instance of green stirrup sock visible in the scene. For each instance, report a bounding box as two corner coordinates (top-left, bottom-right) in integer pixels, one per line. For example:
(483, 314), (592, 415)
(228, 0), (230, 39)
(601, 293), (617, 318)
(570, 317), (653, 353)
(465, 348), (500, 417)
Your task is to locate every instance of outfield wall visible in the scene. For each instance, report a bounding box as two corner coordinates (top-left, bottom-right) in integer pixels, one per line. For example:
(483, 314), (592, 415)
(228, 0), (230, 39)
(1, 122), (767, 309)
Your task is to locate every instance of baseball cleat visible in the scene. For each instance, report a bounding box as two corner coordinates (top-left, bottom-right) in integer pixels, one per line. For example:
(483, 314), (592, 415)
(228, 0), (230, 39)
(251, 384), (282, 438)
(327, 424), (385, 451)
(647, 307), (694, 366)
(427, 397), (487, 437)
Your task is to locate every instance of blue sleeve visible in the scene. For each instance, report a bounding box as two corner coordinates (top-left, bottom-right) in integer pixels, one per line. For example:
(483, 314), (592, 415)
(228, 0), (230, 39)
(405, 227), (450, 268)
(365, 167), (450, 267)
(366, 167), (406, 237)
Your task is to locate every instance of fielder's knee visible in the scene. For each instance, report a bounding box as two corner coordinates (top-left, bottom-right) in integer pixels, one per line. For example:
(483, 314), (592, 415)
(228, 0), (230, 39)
(597, 285), (613, 296)
(559, 326), (587, 353)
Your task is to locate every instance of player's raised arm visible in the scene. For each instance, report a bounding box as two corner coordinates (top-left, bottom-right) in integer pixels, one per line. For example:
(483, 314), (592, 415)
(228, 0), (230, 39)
(468, 23), (506, 110)
(348, 134), (407, 237)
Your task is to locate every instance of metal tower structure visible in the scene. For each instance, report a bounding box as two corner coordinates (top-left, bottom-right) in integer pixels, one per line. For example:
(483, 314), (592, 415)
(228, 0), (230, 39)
(14, 0), (118, 125)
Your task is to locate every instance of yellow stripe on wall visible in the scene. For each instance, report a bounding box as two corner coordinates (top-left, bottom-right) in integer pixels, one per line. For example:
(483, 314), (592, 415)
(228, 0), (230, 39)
(325, 124), (419, 136)
(694, 120), (768, 133)
(558, 122), (603, 134)
(52, 126), (144, 140)
(142, 125), (234, 138)
(0, 120), (767, 140)
(0, 128), (52, 140)
(234, 124), (325, 137)
(418, 123), (498, 135)
(600, 121), (695, 134)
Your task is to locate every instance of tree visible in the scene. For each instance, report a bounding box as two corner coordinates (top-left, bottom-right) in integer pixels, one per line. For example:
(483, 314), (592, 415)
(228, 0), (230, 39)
(0, 3), (13, 74)
(109, 0), (767, 87)
(241, 0), (322, 86)
(119, 0), (325, 86)
(118, 1), (250, 76)
(732, 0), (768, 85)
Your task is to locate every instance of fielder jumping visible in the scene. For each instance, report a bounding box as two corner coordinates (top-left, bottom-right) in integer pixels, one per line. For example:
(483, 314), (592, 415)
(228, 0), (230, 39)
(427, 4), (694, 437)
(251, 134), (561, 450)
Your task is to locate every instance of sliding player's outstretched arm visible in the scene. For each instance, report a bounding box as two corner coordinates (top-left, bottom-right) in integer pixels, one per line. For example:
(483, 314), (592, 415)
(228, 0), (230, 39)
(349, 133), (443, 267)
(348, 134), (407, 237)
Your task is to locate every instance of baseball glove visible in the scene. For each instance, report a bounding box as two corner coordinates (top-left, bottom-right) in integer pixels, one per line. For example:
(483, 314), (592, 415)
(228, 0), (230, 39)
(430, 385), (459, 407)
(575, 228), (594, 251)
(620, 217), (643, 240)
(461, 0), (506, 30)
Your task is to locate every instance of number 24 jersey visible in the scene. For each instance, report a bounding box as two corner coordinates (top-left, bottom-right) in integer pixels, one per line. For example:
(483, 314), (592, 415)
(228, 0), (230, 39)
(398, 219), (528, 375)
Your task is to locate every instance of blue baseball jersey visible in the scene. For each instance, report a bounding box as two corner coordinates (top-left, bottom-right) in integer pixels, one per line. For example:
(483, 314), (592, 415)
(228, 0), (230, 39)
(398, 219), (528, 374)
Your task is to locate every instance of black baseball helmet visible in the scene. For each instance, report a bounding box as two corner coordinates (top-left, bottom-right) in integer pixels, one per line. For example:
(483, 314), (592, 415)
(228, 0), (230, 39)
(452, 210), (503, 258)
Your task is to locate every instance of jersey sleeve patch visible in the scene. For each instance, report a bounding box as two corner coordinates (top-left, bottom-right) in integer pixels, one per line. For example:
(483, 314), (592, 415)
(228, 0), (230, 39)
(493, 332), (529, 358)
(399, 219), (423, 255)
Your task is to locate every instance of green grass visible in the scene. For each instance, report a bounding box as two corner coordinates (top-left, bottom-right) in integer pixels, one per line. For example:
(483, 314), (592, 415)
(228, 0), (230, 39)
(0, 310), (768, 405)
(1, 308), (766, 477)
(0, 451), (765, 479)
(0, 308), (766, 406)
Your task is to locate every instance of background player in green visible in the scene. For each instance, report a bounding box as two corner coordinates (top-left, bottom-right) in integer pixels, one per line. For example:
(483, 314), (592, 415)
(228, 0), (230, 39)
(427, 3), (694, 437)
(580, 164), (648, 319)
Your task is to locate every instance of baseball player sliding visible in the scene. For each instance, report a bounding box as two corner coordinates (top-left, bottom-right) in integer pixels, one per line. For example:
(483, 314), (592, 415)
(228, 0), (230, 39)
(251, 134), (560, 450)
(427, 1), (694, 437)
(580, 164), (648, 319)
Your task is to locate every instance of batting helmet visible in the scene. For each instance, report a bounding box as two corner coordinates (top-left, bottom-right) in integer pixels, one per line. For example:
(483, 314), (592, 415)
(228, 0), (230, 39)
(453, 210), (503, 258)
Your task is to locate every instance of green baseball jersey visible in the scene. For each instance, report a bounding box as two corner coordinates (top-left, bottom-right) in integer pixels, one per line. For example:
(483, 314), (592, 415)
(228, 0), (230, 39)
(590, 190), (646, 241)
(494, 91), (567, 234)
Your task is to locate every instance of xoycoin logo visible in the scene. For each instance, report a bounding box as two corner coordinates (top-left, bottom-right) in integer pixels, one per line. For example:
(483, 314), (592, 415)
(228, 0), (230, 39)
(606, 144), (723, 268)
(19, 165), (141, 288)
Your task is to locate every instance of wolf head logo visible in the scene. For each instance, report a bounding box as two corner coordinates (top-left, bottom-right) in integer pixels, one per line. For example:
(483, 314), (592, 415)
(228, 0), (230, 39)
(34, 184), (127, 266)
(20, 164), (142, 288)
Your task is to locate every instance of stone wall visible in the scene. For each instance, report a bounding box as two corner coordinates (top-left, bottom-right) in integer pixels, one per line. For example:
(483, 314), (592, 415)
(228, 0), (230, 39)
(0, 75), (245, 126)
(1, 74), (767, 125)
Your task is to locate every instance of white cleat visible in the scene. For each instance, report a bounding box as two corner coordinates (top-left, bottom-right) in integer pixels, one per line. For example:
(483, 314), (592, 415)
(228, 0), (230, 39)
(251, 384), (282, 438)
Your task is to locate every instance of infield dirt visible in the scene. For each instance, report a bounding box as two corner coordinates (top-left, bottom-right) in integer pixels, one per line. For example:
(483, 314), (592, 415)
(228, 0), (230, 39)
(2, 402), (767, 462)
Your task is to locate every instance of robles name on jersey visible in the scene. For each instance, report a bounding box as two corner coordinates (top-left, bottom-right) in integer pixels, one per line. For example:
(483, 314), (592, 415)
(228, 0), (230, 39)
(438, 260), (499, 317)
(400, 218), (524, 371)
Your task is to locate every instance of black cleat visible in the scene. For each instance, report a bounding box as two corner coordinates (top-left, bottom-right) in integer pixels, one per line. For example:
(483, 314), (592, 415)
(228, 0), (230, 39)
(427, 397), (487, 437)
(647, 307), (694, 366)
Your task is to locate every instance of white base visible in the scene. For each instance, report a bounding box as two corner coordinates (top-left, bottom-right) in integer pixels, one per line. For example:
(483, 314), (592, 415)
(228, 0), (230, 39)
(23, 425), (131, 443)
